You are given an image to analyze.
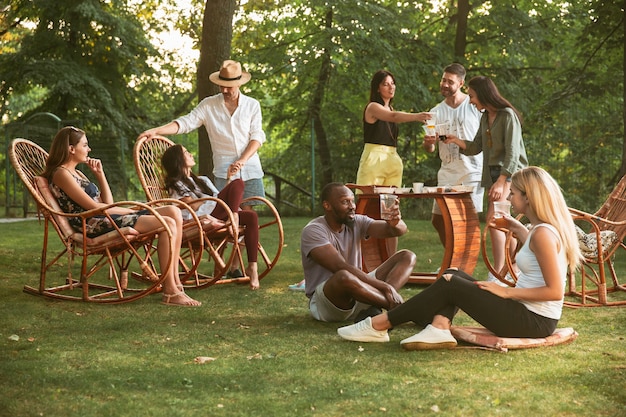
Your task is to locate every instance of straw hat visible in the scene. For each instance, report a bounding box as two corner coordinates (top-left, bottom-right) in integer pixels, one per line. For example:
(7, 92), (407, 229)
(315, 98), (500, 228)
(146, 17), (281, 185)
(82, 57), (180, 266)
(209, 60), (251, 87)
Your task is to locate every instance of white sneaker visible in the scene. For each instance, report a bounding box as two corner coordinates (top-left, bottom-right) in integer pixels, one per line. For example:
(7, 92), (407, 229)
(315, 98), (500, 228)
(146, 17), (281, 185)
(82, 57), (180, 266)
(337, 317), (389, 343)
(400, 324), (457, 350)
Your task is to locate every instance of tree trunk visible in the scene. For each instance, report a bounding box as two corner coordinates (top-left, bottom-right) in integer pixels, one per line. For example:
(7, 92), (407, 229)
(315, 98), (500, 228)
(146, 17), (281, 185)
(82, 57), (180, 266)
(454, 0), (470, 63)
(197, 0), (236, 178)
(622, 10), (626, 179)
(310, 9), (334, 187)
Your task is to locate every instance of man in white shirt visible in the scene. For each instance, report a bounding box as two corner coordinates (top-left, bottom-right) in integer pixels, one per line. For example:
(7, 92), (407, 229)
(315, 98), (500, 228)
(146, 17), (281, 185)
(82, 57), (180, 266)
(138, 60), (267, 203)
(423, 63), (483, 247)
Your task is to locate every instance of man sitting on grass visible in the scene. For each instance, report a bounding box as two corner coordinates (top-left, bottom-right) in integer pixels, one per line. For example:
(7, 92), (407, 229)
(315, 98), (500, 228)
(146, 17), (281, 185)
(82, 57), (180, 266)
(301, 182), (416, 324)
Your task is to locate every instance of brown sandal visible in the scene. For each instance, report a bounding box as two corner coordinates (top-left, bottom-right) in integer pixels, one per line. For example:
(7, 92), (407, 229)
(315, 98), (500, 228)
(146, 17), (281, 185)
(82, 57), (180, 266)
(161, 291), (202, 307)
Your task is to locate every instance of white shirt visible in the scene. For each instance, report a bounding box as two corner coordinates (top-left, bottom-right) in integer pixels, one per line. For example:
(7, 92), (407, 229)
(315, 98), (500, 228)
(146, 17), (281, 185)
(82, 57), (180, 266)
(174, 93), (266, 181)
(431, 96), (482, 185)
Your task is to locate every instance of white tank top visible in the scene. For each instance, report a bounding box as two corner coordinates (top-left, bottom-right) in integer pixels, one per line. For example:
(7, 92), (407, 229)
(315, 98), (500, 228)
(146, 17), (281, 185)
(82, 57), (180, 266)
(515, 223), (567, 320)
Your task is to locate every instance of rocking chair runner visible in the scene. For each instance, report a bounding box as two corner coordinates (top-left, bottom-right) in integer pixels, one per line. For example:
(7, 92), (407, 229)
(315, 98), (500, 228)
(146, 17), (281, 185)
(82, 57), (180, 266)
(133, 135), (284, 287)
(9, 138), (175, 303)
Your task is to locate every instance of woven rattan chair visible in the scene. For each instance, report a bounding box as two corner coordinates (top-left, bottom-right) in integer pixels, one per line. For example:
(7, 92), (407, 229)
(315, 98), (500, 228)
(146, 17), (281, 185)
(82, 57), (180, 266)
(9, 138), (175, 303)
(480, 215), (523, 288)
(566, 175), (626, 307)
(133, 135), (284, 287)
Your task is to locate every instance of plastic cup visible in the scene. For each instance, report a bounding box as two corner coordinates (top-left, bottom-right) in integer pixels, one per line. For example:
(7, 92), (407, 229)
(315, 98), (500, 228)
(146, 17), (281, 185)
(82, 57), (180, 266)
(412, 182), (424, 193)
(422, 120), (437, 136)
(437, 122), (450, 141)
(493, 201), (511, 219)
(379, 194), (398, 220)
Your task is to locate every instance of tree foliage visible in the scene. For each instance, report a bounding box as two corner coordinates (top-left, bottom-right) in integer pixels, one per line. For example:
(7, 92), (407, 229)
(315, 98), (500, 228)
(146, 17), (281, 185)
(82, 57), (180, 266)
(2, 1), (151, 131)
(0, 0), (623, 214)
(0, 0), (202, 197)
(234, 0), (624, 212)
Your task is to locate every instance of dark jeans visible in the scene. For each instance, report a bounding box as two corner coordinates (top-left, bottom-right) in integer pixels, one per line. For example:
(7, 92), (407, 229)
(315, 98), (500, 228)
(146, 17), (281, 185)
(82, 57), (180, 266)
(386, 269), (558, 338)
(211, 179), (259, 263)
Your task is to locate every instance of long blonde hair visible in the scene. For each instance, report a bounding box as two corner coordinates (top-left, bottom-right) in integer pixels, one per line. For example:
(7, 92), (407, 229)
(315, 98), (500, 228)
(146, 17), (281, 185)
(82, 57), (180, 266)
(511, 166), (582, 272)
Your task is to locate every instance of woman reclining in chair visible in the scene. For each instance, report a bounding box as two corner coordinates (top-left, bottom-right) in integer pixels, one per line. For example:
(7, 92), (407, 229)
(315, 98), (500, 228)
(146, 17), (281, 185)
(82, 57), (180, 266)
(42, 126), (201, 307)
(337, 166), (583, 349)
(161, 145), (260, 290)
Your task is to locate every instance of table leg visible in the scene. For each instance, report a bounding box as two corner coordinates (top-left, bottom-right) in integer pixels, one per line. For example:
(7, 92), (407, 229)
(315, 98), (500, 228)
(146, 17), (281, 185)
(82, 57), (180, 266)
(354, 192), (480, 284)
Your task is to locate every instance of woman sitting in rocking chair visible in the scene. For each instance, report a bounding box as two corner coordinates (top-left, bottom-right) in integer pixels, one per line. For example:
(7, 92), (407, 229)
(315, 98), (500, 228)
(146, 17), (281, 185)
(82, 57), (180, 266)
(42, 126), (201, 307)
(161, 144), (260, 290)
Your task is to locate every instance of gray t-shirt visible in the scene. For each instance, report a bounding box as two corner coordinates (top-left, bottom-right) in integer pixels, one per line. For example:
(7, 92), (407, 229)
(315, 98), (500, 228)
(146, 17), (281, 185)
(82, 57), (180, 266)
(301, 214), (374, 298)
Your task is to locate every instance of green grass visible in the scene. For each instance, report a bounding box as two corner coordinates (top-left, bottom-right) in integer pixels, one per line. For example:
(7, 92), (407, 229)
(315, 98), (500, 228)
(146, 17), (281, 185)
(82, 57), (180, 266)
(1, 218), (625, 417)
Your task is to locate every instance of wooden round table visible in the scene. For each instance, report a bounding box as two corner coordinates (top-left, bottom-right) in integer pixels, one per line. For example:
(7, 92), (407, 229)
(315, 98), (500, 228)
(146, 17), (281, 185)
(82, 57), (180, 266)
(347, 185), (481, 284)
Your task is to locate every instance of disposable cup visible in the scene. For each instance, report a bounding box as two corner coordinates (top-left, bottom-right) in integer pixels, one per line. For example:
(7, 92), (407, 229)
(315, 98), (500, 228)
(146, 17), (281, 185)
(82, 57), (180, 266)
(437, 122), (450, 141)
(379, 194), (398, 220)
(422, 125), (436, 137)
(493, 201), (511, 218)
(412, 182), (424, 193)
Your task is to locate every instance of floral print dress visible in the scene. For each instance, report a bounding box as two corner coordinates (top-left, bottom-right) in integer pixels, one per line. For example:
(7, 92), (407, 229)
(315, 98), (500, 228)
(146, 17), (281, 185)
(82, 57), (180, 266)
(51, 169), (146, 237)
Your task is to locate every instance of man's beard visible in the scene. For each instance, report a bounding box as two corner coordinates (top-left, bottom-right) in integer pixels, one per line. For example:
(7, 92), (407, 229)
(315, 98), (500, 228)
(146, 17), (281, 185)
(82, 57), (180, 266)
(342, 216), (355, 227)
(335, 209), (355, 227)
(441, 86), (459, 97)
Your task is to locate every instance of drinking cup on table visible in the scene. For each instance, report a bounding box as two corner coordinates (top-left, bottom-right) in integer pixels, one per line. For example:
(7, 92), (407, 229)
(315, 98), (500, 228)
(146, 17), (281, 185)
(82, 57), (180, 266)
(493, 201), (511, 228)
(412, 182), (424, 193)
(379, 194), (398, 220)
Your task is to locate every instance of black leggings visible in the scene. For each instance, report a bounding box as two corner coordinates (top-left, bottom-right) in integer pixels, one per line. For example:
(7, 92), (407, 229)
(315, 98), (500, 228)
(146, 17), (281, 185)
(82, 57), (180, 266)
(386, 269), (558, 338)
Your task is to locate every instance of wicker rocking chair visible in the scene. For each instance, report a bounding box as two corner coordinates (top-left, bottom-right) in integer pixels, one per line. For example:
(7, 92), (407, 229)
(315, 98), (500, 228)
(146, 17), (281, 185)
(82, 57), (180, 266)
(133, 135), (284, 288)
(9, 138), (176, 303)
(566, 175), (626, 307)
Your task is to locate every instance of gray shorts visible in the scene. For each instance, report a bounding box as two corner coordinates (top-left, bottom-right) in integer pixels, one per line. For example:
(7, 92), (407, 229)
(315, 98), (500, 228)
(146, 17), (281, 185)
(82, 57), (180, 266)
(214, 177), (266, 205)
(308, 270), (376, 322)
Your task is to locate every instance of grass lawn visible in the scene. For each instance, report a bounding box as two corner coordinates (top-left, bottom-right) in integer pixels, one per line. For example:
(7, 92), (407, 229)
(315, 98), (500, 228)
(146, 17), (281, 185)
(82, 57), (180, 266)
(1, 217), (625, 417)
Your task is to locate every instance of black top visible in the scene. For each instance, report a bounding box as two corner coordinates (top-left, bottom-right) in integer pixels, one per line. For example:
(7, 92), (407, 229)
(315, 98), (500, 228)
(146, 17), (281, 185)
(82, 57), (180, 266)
(363, 118), (398, 147)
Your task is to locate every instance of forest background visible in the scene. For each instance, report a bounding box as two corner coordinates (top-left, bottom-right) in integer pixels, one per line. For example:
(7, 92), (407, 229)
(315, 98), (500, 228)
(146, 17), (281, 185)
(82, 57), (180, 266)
(0, 0), (624, 216)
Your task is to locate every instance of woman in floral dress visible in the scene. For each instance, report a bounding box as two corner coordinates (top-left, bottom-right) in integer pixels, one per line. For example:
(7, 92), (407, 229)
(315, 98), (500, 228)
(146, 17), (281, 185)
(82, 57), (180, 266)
(41, 126), (201, 307)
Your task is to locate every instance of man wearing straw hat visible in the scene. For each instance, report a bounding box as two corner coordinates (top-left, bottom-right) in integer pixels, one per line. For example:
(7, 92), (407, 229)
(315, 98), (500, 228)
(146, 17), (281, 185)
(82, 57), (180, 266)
(139, 60), (267, 203)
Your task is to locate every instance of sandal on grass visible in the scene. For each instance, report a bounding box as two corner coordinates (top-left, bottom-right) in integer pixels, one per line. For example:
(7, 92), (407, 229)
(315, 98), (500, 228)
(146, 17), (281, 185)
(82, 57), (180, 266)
(161, 291), (202, 307)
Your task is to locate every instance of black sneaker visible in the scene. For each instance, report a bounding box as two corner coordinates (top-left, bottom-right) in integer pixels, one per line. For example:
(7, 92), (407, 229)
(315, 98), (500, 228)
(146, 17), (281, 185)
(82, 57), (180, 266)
(354, 306), (383, 323)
